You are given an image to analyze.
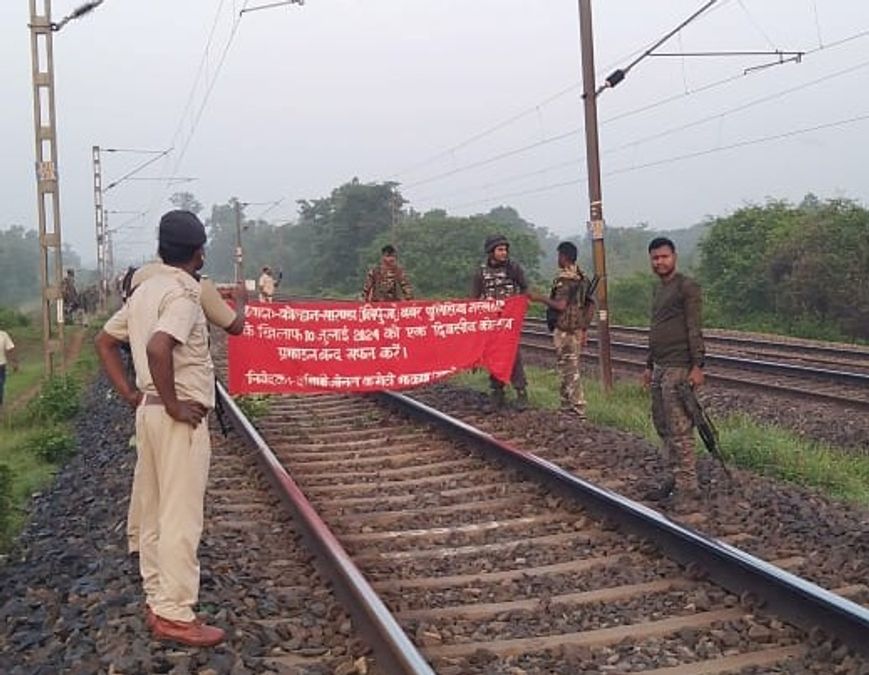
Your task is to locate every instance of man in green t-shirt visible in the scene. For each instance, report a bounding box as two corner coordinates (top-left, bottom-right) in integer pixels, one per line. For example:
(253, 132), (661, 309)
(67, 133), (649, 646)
(642, 236), (706, 504)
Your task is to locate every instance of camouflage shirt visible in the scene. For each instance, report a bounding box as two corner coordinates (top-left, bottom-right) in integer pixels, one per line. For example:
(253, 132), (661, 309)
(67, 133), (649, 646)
(550, 265), (592, 332)
(363, 264), (413, 302)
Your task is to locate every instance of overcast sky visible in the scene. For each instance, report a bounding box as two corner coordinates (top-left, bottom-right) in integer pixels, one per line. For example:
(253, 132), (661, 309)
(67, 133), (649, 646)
(2, 0), (868, 267)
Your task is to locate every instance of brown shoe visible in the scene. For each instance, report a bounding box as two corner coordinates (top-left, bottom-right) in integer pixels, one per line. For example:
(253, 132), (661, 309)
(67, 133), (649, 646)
(151, 615), (225, 647)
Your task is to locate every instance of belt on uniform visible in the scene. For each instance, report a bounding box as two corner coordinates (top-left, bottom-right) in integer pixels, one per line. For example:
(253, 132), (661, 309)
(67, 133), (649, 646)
(142, 394), (162, 406)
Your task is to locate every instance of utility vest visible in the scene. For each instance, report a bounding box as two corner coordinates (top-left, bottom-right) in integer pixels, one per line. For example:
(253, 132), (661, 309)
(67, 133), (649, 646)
(480, 262), (520, 300)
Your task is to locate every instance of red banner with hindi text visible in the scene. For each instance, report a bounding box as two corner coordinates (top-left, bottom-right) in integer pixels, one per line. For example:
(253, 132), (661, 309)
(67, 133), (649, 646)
(227, 296), (527, 394)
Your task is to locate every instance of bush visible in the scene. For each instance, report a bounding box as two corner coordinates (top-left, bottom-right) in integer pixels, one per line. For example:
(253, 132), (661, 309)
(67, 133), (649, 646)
(26, 376), (81, 424)
(0, 464), (13, 547)
(25, 427), (77, 463)
(234, 394), (271, 420)
(0, 306), (30, 328)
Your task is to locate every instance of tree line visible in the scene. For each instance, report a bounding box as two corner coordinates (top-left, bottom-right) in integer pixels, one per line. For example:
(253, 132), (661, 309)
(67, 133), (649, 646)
(2, 184), (865, 341)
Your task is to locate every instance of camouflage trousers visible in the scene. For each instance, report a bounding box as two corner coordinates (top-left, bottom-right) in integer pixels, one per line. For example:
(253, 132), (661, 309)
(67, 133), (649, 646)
(490, 349), (527, 391)
(553, 329), (585, 410)
(651, 365), (698, 492)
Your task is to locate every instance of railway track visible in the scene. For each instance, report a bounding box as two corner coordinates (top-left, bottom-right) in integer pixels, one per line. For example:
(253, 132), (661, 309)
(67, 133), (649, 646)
(206, 412), (380, 673)
(215, 373), (869, 673)
(523, 318), (869, 373)
(521, 319), (869, 410)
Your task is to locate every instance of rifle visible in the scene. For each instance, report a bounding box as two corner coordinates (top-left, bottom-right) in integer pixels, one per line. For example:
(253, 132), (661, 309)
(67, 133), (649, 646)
(214, 383), (232, 437)
(675, 381), (731, 477)
(546, 273), (600, 332)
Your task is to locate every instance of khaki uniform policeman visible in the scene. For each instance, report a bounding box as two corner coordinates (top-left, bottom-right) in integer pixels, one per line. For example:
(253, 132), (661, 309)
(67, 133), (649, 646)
(642, 236), (706, 503)
(96, 210), (226, 647)
(363, 245), (413, 302)
(471, 234), (529, 409)
(0, 329), (18, 409)
(124, 262), (245, 556)
(258, 267), (276, 303)
(530, 242), (593, 418)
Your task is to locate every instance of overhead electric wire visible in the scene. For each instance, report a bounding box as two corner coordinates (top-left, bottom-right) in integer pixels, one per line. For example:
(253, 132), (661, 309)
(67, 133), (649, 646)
(169, 1), (250, 179)
(416, 55), (869, 206)
(437, 111), (869, 211)
(104, 149), (172, 192)
(391, 0), (737, 181)
(403, 27), (869, 194)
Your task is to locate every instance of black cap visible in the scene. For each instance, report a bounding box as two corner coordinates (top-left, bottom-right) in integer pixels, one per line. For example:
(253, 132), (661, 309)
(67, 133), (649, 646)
(159, 210), (206, 248)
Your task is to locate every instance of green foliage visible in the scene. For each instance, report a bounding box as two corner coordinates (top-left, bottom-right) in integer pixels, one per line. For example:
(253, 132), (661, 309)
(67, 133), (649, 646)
(0, 226), (81, 308)
(24, 427), (76, 463)
(0, 306), (31, 328)
(234, 394), (271, 420)
(0, 463), (13, 547)
(26, 376), (81, 424)
(607, 273), (655, 326)
(699, 197), (869, 340)
(365, 209), (543, 298)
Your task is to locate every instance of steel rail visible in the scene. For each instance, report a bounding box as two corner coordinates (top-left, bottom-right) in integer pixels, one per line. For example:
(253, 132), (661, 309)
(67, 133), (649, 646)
(522, 327), (869, 387)
(215, 382), (435, 675)
(520, 339), (869, 410)
(378, 391), (869, 658)
(524, 317), (869, 361)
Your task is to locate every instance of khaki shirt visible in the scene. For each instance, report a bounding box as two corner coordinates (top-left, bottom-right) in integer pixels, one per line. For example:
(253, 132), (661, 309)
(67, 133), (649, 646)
(132, 262), (235, 329)
(0, 330), (14, 366)
(104, 264), (215, 408)
(258, 273), (275, 297)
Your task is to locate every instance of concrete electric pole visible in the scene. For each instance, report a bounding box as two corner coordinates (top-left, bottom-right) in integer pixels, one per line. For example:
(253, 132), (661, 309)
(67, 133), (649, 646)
(28, 0), (66, 375)
(578, 0), (614, 392)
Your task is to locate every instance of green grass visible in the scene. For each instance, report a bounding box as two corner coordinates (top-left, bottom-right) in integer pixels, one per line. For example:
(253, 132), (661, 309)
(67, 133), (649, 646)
(451, 365), (869, 505)
(0, 318), (99, 549)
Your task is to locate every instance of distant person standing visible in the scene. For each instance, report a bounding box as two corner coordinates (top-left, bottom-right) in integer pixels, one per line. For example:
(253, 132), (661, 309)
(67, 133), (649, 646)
(529, 242), (594, 419)
(362, 245), (413, 302)
(0, 328), (19, 410)
(471, 234), (529, 410)
(258, 266), (276, 303)
(61, 269), (79, 324)
(642, 236), (706, 503)
(95, 210), (226, 647)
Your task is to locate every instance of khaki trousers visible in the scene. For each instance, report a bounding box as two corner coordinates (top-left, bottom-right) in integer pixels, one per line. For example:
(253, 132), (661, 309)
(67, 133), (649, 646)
(134, 405), (211, 622)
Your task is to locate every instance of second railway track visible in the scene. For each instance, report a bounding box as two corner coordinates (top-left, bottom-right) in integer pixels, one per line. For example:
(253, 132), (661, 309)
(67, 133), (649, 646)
(217, 379), (869, 674)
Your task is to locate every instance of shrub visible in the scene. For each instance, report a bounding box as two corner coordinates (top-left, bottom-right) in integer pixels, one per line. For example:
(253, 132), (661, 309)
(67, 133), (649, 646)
(0, 307), (30, 328)
(25, 427), (77, 463)
(234, 394), (271, 420)
(0, 464), (13, 547)
(26, 376), (81, 424)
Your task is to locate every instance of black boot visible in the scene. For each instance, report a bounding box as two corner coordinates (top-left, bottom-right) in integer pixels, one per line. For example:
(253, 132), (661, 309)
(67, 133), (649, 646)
(489, 387), (506, 410)
(515, 388), (529, 411)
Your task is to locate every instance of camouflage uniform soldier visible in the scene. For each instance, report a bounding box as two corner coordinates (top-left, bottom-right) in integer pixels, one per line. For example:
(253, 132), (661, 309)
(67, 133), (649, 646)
(530, 242), (593, 418)
(363, 245), (413, 302)
(471, 234), (529, 410)
(642, 237), (705, 502)
(61, 269), (79, 324)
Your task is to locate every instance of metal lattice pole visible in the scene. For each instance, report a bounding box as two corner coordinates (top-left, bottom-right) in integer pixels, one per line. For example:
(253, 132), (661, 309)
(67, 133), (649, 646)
(92, 145), (107, 312)
(29, 0), (66, 375)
